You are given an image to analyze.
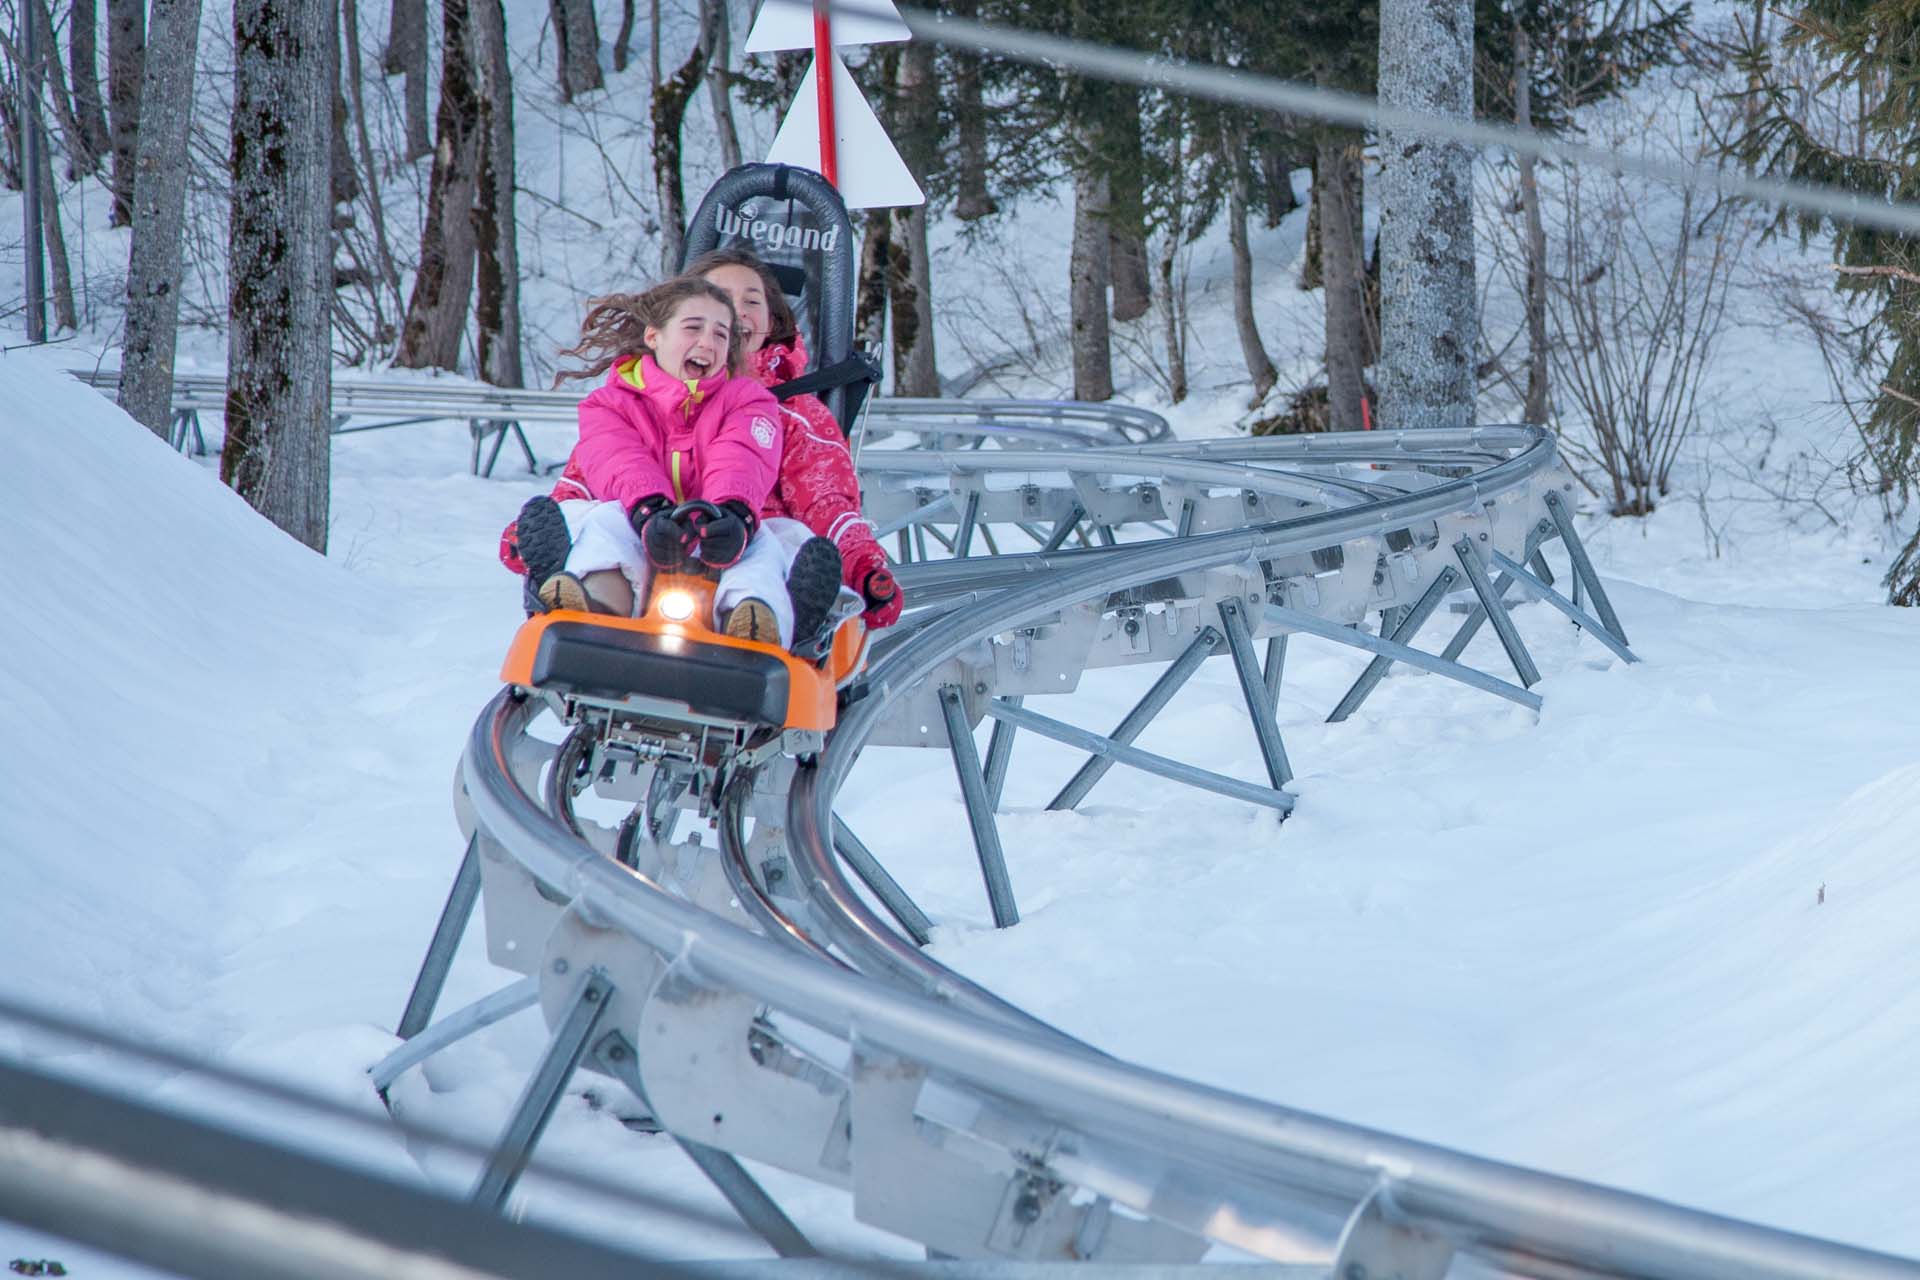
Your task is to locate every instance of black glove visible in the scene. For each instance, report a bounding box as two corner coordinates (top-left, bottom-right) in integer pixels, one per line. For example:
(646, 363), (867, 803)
(630, 494), (692, 571)
(691, 500), (757, 569)
(628, 493), (673, 534)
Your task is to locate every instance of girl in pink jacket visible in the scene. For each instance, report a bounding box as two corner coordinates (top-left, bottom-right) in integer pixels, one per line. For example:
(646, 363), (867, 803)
(508, 276), (844, 649)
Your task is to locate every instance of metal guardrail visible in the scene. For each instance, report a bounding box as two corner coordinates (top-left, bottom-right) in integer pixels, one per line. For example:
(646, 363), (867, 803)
(67, 368), (1169, 475)
(409, 423), (1920, 1277)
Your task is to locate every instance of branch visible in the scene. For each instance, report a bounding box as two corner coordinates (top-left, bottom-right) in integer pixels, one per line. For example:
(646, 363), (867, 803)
(1832, 263), (1920, 287)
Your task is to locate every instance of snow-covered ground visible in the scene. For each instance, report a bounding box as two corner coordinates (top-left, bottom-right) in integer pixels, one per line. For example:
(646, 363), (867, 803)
(6, 294), (1920, 1271)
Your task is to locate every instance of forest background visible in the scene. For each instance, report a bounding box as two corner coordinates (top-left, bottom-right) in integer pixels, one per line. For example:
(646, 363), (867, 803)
(4, 0), (1920, 595)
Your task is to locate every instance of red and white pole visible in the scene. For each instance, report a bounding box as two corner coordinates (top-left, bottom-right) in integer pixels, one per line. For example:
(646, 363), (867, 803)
(812, 0), (838, 187)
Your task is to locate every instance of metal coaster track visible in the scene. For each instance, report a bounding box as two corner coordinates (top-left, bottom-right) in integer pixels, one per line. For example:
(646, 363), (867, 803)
(381, 406), (1918, 1279)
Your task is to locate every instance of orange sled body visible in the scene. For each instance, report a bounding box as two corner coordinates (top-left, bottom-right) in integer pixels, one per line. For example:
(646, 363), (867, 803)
(500, 573), (864, 733)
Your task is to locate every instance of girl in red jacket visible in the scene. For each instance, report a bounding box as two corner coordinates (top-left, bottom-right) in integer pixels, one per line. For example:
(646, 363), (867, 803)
(507, 276), (845, 650)
(687, 247), (904, 629)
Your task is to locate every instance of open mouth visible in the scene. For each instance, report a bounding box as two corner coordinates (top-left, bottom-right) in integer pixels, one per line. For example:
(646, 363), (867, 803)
(683, 354), (714, 377)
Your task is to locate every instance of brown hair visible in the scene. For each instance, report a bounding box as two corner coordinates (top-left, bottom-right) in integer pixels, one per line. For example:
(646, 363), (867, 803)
(553, 276), (741, 385)
(685, 246), (800, 350)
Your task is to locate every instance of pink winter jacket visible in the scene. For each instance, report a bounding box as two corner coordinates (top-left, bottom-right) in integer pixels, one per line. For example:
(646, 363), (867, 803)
(555, 354), (782, 513)
(499, 355), (782, 575)
(749, 336), (889, 593)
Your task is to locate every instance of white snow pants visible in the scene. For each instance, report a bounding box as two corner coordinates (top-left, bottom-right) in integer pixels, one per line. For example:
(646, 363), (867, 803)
(559, 501), (815, 648)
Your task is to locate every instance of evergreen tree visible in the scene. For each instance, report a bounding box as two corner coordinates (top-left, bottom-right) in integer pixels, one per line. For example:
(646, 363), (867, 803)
(1737, 0), (1920, 603)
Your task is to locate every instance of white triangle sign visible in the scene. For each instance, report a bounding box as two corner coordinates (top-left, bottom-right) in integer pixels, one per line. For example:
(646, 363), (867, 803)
(766, 52), (924, 209)
(745, 0), (909, 53)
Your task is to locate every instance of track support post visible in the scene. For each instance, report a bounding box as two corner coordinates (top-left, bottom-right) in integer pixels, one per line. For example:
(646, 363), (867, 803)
(1218, 598), (1293, 789)
(983, 694), (1022, 809)
(1453, 536), (1541, 688)
(939, 685), (1019, 928)
(1544, 489), (1628, 646)
(397, 834), (483, 1040)
(470, 966), (614, 1211)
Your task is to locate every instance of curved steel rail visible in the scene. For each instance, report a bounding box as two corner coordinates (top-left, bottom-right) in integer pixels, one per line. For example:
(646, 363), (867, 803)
(416, 422), (1917, 1278)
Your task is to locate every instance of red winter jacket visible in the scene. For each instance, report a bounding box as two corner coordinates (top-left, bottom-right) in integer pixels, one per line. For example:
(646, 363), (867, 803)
(747, 336), (893, 612)
(499, 355), (780, 571)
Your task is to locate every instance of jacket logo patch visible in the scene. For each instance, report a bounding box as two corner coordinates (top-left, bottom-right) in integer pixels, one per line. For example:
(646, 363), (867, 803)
(751, 416), (776, 449)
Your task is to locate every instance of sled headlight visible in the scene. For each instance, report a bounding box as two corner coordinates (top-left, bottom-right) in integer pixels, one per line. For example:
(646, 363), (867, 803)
(657, 589), (696, 623)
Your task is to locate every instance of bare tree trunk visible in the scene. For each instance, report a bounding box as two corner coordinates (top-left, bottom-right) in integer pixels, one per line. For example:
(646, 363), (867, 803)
(1259, 134), (1299, 228)
(549, 0), (603, 102)
(330, 56), (358, 207)
(1515, 25), (1548, 425)
(1378, 0), (1477, 429)
(117, 0), (201, 438)
(890, 207), (937, 394)
(652, 33), (709, 273)
(341, 0), (402, 312)
(649, 0), (660, 90)
(1158, 106), (1188, 404)
(1300, 155), (1323, 290)
(856, 206), (890, 357)
(34, 116), (75, 328)
(395, 0), (479, 370)
(1224, 122), (1277, 405)
(0, 90), (19, 189)
(1158, 235), (1187, 404)
(470, 0), (521, 386)
(383, 0), (430, 159)
(949, 0), (994, 221)
(612, 0), (633, 70)
(222, 0), (333, 552)
(105, 0), (142, 223)
(700, 0), (739, 171)
(1318, 133), (1367, 431)
(1107, 97), (1151, 323)
(1069, 137), (1114, 402)
(29, 0), (101, 175)
(888, 41), (937, 394)
(70, 0), (113, 164)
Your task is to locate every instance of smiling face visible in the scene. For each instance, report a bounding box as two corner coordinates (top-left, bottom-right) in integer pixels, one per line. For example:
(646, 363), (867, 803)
(645, 295), (734, 381)
(702, 263), (771, 356)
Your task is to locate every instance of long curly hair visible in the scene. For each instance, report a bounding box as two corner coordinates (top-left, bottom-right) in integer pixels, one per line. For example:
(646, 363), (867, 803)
(553, 276), (741, 386)
(684, 246), (800, 351)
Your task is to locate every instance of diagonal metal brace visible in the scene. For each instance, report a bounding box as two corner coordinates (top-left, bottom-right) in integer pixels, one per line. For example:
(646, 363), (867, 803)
(832, 817), (934, 946)
(371, 977), (538, 1095)
(1544, 489), (1629, 646)
(1268, 603), (1542, 712)
(993, 698), (1294, 814)
(1326, 567), (1462, 723)
(874, 493), (954, 539)
(1454, 537), (1541, 688)
(1492, 552), (1640, 664)
(940, 685), (1019, 928)
(1049, 626), (1222, 811)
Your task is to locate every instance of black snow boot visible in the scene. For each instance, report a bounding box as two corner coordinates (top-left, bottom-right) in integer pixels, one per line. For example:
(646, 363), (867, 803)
(515, 496), (572, 582)
(515, 495), (572, 613)
(786, 536), (843, 660)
